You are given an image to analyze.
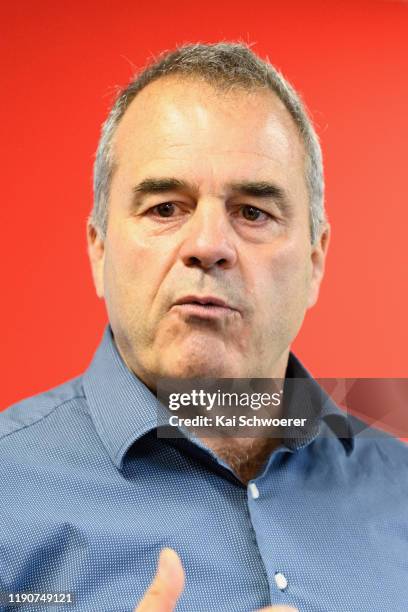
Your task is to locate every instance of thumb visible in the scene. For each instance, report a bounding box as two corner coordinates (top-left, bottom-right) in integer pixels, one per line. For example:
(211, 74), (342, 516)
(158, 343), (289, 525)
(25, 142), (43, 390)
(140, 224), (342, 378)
(135, 548), (185, 612)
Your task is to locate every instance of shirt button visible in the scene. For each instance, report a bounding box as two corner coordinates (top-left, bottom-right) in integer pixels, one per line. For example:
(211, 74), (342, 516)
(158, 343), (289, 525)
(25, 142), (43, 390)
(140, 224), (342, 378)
(248, 482), (260, 499)
(274, 572), (288, 591)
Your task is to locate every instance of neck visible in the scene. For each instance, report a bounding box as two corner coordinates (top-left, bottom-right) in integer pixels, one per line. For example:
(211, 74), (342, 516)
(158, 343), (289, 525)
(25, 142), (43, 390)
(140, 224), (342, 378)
(200, 435), (282, 484)
(199, 349), (290, 484)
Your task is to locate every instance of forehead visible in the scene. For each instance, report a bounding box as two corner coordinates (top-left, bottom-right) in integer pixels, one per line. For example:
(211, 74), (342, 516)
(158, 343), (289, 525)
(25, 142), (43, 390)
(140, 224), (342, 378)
(111, 76), (307, 195)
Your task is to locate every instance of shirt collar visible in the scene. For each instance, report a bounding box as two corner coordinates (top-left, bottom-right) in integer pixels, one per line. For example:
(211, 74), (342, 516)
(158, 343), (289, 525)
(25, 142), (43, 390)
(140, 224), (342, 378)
(283, 352), (355, 455)
(83, 326), (163, 470)
(83, 326), (354, 471)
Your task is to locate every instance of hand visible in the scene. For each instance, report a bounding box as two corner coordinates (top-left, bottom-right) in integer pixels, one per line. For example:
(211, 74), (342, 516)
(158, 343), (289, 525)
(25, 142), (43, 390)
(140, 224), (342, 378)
(134, 547), (298, 612)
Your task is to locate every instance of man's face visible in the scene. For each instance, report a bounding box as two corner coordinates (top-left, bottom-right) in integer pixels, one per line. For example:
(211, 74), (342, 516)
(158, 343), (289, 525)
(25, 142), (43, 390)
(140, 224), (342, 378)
(88, 77), (329, 389)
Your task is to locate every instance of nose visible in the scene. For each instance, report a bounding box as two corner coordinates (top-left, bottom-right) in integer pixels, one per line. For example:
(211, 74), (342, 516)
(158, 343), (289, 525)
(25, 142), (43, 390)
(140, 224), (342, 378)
(179, 199), (238, 270)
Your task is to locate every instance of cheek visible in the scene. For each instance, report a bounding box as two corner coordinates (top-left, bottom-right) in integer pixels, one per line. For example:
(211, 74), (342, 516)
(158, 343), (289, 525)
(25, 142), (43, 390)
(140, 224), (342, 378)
(250, 242), (311, 315)
(103, 233), (152, 315)
(103, 228), (177, 317)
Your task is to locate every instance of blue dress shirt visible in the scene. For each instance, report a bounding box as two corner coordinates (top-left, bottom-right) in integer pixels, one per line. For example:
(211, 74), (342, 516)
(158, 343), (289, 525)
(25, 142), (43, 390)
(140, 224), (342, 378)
(0, 326), (407, 612)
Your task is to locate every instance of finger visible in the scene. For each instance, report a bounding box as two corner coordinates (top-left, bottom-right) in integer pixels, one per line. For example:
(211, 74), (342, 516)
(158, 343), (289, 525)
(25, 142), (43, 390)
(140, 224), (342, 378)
(135, 548), (185, 612)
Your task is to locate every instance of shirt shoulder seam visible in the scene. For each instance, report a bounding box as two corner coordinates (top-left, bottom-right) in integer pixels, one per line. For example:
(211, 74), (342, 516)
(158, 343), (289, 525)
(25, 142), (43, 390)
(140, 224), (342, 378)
(0, 394), (86, 445)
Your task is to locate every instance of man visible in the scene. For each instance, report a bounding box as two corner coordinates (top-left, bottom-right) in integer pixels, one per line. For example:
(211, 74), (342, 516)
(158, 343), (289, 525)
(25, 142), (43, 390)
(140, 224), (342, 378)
(0, 43), (406, 612)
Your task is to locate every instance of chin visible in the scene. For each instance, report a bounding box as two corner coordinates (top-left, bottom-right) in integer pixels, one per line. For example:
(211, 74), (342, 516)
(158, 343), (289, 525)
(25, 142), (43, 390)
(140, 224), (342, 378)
(172, 358), (231, 379)
(162, 347), (237, 379)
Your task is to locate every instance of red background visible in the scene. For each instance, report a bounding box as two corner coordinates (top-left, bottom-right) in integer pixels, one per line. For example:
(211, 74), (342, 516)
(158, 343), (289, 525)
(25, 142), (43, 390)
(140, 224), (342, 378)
(1, 0), (407, 411)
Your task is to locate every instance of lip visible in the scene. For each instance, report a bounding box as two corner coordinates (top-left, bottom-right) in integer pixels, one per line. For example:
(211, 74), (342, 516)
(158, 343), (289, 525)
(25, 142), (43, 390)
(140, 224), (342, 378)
(172, 295), (239, 320)
(174, 295), (232, 308)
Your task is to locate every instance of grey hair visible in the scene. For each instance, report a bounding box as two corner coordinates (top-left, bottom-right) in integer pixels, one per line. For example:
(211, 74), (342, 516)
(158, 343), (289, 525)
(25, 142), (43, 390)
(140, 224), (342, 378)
(92, 42), (325, 243)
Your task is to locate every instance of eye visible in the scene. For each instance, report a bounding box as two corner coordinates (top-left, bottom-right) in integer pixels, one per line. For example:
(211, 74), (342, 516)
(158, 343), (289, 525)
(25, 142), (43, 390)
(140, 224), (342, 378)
(152, 202), (177, 217)
(241, 205), (269, 222)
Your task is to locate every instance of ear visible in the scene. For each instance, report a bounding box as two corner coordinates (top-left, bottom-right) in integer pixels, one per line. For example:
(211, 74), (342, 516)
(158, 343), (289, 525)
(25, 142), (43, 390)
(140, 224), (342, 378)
(87, 219), (105, 298)
(307, 222), (330, 309)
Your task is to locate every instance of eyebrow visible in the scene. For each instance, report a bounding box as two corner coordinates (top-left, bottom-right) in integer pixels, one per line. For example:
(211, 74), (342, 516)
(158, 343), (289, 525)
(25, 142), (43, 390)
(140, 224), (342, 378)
(131, 177), (292, 216)
(229, 180), (288, 202)
(132, 177), (189, 195)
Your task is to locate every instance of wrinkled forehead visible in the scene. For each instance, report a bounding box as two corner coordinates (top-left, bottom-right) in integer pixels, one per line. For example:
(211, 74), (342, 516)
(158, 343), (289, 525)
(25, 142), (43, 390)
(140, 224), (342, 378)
(110, 76), (308, 200)
(114, 76), (304, 157)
